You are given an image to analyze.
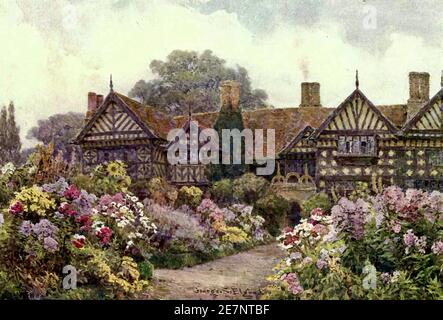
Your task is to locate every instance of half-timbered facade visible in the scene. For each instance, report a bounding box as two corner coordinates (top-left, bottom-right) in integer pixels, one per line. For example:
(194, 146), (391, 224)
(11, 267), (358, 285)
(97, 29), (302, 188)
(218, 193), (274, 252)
(76, 71), (443, 194)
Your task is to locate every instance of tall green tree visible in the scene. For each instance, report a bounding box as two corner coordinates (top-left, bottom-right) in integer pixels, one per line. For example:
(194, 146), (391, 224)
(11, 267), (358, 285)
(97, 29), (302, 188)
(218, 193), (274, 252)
(6, 102), (21, 164)
(0, 102), (21, 165)
(129, 49), (270, 115)
(211, 96), (248, 181)
(0, 106), (7, 164)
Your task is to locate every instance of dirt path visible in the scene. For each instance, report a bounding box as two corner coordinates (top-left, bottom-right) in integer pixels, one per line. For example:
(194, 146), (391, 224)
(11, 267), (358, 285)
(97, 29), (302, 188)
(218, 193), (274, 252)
(150, 243), (285, 300)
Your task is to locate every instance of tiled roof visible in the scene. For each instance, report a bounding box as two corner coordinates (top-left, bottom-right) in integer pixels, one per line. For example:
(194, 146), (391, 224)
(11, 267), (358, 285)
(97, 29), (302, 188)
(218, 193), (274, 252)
(375, 104), (407, 128)
(104, 93), (411, 151)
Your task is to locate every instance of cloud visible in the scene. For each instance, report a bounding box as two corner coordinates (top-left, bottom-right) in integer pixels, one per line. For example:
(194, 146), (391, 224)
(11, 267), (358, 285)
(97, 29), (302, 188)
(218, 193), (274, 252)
(0, 0), (442, 149)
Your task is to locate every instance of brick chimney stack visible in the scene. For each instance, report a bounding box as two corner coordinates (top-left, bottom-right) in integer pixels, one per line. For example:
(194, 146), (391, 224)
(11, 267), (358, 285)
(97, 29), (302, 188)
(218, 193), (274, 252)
(220, 80), (241, 110)
(407, 72), (430, 120)
(88, 92), (98, 113)
(96, 94), (104, 108)
(300, 82), (321, 108)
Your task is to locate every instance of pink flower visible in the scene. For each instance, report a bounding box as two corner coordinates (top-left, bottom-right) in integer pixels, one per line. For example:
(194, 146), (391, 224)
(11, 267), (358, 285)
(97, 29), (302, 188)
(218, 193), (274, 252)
(281, 273), (304, 295)
(431, 240), (443, 255)
(392, 223), (401, 234)
(63, 185), (81, 200)
(9, 201), (24, 215)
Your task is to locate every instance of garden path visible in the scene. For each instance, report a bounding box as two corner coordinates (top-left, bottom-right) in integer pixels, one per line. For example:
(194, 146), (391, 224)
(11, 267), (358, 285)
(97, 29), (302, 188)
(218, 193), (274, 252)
(150, 243), (284, 300)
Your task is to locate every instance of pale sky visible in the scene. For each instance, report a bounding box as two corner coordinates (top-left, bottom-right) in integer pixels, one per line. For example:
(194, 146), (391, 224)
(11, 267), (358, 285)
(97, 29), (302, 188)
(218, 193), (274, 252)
(1, 0), (442, 148)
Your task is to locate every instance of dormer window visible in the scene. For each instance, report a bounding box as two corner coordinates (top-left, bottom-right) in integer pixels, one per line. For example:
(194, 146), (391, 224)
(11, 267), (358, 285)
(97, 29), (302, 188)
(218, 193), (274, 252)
(338, 136), (376, 156)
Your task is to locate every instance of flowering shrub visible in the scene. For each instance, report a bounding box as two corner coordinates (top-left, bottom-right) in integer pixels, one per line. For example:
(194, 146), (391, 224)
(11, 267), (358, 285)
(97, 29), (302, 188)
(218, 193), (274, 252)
(73, 161), (131, 196)
(145, 198), (269, 269)
(0, 176), (154, 299)
(301, 192), (332, 218)
(263, 187), (443, 300)
(10, 186), (56, 217)
(210, 179), (234, 205)
(146, 177), (177, 205)
(253, 193), (291, 236)
(176, 186), (203, 208)
(232, 173), (269, 204)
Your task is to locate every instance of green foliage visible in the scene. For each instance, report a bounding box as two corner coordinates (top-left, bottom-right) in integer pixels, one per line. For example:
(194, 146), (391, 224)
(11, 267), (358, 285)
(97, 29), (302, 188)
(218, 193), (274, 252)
(301, 192), (332, 218)
(138, 261), (154, 280)
(254, 193), (291, 236)
(128, 49), (270, 116)
(211, 107), (248, 180)
(209, 179), (234, 205)
(232, 173), (269, 204)
(176, 186), (203, 208)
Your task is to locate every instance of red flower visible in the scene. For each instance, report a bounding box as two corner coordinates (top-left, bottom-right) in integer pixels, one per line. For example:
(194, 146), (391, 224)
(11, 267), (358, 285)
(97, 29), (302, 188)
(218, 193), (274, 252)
(283, 235), (299, 246)
(9, 201), (24, 215)
(59, 203), (77, 217)
(64, 185), (81, 200)
(76, 214), (92, 231)
(96, 226), (113, 245)
(72, 235), (86, 249)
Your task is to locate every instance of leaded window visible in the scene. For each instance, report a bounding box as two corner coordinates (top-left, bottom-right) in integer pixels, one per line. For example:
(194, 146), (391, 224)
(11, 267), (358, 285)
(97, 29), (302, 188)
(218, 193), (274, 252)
(338, 136), (375, 155)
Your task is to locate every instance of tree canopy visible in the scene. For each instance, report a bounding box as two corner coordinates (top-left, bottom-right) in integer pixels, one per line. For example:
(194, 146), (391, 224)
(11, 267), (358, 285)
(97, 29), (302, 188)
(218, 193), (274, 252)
(26, 112), (84, 161)
(129, 50), (270, 116)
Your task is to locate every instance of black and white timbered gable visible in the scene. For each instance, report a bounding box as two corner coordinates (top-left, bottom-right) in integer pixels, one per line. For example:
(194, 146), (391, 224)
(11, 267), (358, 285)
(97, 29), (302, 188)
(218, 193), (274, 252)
(75, 92), (158, 144)
(312, 87), (398, 157)
(402, 89), (443, 137)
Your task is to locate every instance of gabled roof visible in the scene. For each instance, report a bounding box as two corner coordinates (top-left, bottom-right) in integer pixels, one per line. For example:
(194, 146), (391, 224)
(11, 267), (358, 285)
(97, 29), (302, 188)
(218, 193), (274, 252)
(75, 91), (161, 143)
(279, 126), (315, 155)
(402, 88), (443, 134)
(312, 89), (398, 139)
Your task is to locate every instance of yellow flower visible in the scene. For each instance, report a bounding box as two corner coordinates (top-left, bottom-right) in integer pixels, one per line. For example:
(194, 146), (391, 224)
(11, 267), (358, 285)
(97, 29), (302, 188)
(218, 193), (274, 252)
(107, 161), (127, 177)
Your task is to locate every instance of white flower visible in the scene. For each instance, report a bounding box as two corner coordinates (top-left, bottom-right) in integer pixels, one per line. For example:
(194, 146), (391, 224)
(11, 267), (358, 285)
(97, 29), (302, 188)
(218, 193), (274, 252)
(136, 202), (144, 209)
(0, 213), (4, 226)
(1, 162), (16, 175)
(131, 196), (139, 202)
(28, 165), (37, 174)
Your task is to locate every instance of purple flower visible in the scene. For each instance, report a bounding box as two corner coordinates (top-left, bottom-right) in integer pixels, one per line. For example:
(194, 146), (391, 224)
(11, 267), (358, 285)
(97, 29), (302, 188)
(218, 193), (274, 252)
(19, 220), (34, 236)
(41, 178), (68, 195)
(316, 259), (328, 270)
(431, 240), (443, 255)
(43, 236), (58, 252)
(32, 219), (59, 239)
(331, 197), (368, 240)
(403, 229), (418, 247)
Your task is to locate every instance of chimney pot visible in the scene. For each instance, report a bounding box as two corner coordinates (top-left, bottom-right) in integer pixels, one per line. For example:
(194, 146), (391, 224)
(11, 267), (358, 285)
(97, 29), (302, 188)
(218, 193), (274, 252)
(300, 82), (321, 107)
(220, 80), (241, 110)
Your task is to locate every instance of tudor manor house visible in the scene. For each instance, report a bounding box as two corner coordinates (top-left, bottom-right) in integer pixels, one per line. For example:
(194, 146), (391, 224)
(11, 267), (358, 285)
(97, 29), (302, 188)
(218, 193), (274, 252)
(75, 71), (443, 195)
